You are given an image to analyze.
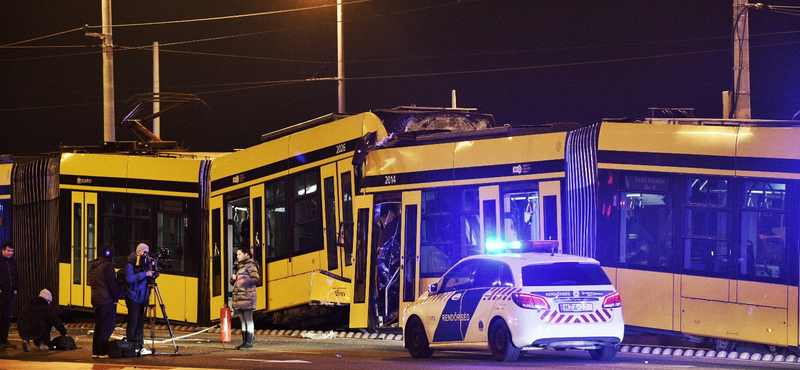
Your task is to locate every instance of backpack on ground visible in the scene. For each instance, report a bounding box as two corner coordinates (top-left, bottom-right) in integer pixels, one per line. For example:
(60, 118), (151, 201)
(50, 335), (79, 350)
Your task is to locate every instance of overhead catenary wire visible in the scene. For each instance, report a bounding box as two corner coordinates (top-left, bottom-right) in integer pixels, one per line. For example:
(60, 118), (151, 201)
(6, 37), (800, 113)
(3, 0), (800, 112)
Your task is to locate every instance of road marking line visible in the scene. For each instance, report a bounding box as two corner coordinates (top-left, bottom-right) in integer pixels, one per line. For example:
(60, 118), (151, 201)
(230, 358), (311, 363)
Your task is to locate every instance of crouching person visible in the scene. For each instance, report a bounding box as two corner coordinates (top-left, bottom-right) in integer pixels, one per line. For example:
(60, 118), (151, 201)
(18, 289), (67, 352)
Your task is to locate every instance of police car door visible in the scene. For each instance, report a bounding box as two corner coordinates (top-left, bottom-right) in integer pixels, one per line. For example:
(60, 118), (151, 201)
(462, 259), (515, 343)
(431, 259), (479, 343)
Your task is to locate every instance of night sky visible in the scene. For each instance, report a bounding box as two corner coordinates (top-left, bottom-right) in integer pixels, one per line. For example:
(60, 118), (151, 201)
(2, 1), (800, 155)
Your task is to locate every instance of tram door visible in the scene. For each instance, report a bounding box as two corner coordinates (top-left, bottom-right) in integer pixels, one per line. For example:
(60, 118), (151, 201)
(210, 195), (224, 321)
(479, 185), (500, 253)
(69, 191), (97, 308)
(398, 191), (421, 319)
(321, 162), (348, 279)
(349, 194), (373, 328)
(225, 192), (252, 309)
(539, 180), (563, 251)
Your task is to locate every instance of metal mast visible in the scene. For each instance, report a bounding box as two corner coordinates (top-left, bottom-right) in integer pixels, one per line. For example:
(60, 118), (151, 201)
(732, 0), (751, 119)
(337, 0), (345, 113)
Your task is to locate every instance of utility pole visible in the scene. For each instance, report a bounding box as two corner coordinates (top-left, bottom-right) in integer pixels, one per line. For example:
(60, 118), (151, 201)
(87, 0), (116, 142)
(732, 0), (751, 119)
(337, 0), (345, 113)
(153, 41), (161, 138)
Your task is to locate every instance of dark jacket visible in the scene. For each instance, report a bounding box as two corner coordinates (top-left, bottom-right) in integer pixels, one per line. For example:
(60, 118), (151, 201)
(0, 253), (18, 294)
(229, 257), (260, 311)
(88, 257), (121, 306)
(18, 296), (67, 340)
(123, 253), (151, 304)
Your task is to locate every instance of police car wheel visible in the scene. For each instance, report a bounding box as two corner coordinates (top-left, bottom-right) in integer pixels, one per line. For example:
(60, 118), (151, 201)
(405, 317), (433, 358)
(488, 319), (521, 362)
(589, 345), (617, 361)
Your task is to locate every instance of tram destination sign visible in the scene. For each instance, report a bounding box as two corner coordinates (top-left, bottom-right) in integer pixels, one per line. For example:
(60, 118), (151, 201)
(624, 174), (670, 192)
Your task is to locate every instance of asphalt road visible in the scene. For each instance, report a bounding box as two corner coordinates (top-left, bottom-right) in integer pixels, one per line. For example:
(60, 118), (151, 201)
(1, 324), (799, 370)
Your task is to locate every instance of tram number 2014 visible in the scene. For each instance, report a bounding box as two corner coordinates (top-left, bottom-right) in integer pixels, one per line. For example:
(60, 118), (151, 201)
(384, 175), (397, 185)
(335, 143), (347, 154)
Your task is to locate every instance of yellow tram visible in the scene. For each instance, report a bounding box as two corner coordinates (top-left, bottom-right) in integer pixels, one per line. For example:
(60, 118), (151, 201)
(568, 118), (800, 350)
(5, 107), (799, 353)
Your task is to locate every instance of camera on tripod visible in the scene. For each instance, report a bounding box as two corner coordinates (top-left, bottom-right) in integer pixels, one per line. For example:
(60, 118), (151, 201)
(137, 246), (173, 278)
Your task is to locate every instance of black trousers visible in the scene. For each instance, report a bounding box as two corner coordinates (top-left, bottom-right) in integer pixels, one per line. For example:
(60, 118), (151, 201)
(92, 303), (117, 356)
(0, 292), (15, 342)
(125, 299), (147, 348)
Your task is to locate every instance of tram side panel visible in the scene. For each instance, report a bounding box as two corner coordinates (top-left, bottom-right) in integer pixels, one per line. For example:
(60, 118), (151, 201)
(591, 121), (800, 348)
(58, 153), (208, 324)
(358, 132), (568, 329)
(208, 112), (388, 325)
(0, 163), (11, 246)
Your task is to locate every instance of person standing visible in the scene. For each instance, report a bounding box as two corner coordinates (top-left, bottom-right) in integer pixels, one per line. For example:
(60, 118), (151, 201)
(230, 245), (260, 350)
(0, 241), (18, 349)
(123, 243), (153, 356)
(88, 244), (121, 359)
(18, 289), (67, 352)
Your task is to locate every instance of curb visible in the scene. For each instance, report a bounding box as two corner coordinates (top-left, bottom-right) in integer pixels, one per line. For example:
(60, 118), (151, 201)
(619, 345), (798, 363)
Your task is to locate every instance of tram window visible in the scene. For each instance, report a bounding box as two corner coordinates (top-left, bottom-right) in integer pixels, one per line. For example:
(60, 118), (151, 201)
(156, 212), (186, 273)
(461, 188), (480, 257)
(291, 169), (321, 256)
(353, 208), (370, 304)
(684, 239), (729, 273)
(155, 198), (188, 274)
(619, 193), (672, 267)
(212, 208), (222, 296)
(483, 200), (497, 246)
(340, 172), (354, 266)
(686, 178), (728, 205)
(128, 195), (154, 261)
(419, 188), (479, 278)
(375, 202), (401, 301)
(685, 209), (728, 238)
(72, 202), (82, 284)
(740, 182), (786, 281)
(0, 201), (9, 248)
(252, 197), (263, 287)
(503, 191), (540, 242)
(324, 176), (338, 270)
(99, 193), (124, 265)
(265, 179), (287, 260)
(683, 177), (730, 276)
(403, 205), (418, 302)
(420, 190), (455, 277)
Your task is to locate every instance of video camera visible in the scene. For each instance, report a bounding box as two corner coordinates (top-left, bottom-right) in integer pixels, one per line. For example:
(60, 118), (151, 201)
(137, 246), (173, 278)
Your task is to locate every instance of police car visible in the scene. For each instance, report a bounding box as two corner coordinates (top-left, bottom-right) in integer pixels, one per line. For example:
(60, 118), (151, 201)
(402, 247), (624, 362)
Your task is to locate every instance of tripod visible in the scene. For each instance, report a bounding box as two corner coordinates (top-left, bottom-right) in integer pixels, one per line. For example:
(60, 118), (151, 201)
(147, 279), (179, 355)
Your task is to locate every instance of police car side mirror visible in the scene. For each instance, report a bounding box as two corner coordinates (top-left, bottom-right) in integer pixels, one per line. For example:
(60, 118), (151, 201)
(428, 282), (439, 294)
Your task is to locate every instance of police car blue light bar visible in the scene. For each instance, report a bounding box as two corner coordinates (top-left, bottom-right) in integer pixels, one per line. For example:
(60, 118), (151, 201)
(485, 239), (559, 254)
(485, 239), (522, 254)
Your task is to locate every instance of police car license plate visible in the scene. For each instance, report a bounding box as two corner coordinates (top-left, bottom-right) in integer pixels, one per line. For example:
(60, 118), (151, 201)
(559, 303), (593, 312)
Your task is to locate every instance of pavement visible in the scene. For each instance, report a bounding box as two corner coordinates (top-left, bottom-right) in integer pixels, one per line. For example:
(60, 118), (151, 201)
(0, 321), (404, 367)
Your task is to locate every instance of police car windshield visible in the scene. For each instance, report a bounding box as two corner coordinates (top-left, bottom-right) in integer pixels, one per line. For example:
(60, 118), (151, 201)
(521, 262), (611, 286)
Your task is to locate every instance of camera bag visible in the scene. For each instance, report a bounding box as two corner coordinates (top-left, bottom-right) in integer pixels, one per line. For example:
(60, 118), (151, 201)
(108, 338), (137, 358)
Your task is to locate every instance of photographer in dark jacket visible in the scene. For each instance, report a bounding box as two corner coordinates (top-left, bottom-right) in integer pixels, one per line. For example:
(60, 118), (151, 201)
(18, 289), (67, 352)
(0, 241), (19, 349)
(123, 243), (154, 356)
(88, 244), (121, 359)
